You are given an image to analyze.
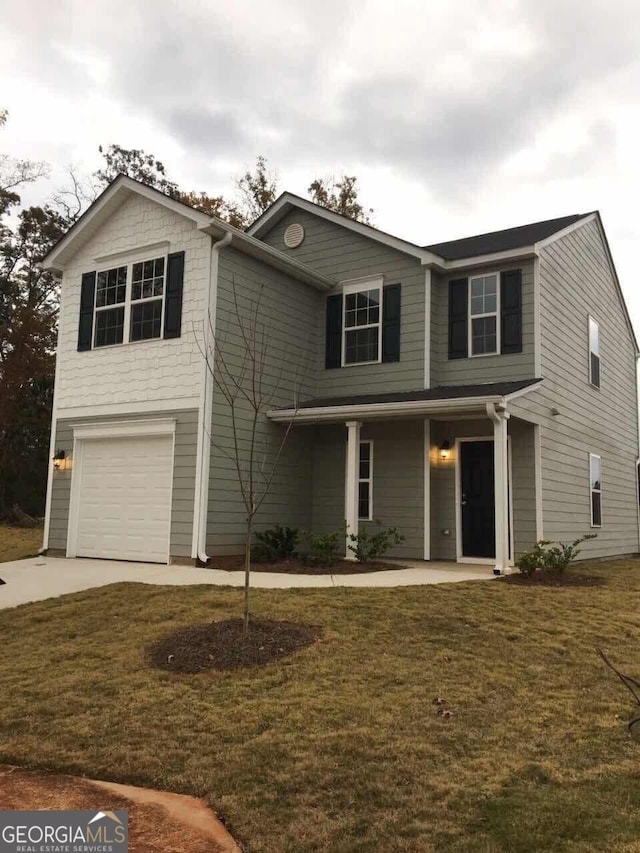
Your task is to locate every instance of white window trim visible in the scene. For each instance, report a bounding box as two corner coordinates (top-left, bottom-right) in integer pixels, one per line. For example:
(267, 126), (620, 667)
(92, 252), (168, 350)
(358, 439), (373, 521)
(468, 272), (500, 358)
(589, 452), (602, 528)
(341, 276), (383, 367)
(588, 315), (601, 389)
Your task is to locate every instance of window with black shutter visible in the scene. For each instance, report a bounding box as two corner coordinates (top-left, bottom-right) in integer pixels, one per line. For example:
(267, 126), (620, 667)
(325, 277), (403, 368)
(77, 251), (184, 350)
(448, 269), (523, 359)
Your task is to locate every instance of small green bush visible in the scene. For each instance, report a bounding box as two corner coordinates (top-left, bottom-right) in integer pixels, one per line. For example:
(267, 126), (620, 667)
(347, 525), (404, 562)
(302, 529), (343, 567)
(254, 525), (299, 561)
(516, 534), (597, 576)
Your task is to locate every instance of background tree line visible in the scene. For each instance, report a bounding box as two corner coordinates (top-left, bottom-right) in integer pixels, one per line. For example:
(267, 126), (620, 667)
(0, 112), (373, 519)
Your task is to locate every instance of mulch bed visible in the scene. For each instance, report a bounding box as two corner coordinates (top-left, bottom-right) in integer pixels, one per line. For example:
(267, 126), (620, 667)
(208, 555), (404, 574)
(503, 571), (607, 587)
(147, 618), (321, 673)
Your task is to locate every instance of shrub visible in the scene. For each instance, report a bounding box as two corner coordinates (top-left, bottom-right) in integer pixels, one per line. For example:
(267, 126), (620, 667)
(347, 525), (404, 562)
(250, 543), (273, 563)
(302, 529), (343, 567)
(516, 534), (597, 576)
(254, 525), (299, 561)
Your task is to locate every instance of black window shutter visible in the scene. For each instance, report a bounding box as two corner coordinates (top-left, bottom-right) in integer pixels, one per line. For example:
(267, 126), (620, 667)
(325, 293), (343, 369)
(77, 271), (96, 351)
(382, 283), (401, 362)
(501, 269), (522, 354)
(164, 251), (185, 339)
(448, 278), (468, 359)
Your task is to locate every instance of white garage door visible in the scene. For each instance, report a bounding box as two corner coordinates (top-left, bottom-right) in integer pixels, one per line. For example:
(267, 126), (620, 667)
(74, 435), (173, 563)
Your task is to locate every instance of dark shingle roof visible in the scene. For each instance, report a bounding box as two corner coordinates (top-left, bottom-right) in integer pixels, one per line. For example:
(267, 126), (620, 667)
(425, 214), (589, 261)
(295, 378), (541, 410)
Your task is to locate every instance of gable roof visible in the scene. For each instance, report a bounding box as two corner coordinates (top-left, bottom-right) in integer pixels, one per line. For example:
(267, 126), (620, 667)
(41, 175), (335, 291)
(424, 213), (590, 260)
(247, 191), (442, 264)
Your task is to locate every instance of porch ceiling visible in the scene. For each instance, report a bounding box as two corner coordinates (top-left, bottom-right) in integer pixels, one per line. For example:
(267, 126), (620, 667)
(268, 378), (542, 424)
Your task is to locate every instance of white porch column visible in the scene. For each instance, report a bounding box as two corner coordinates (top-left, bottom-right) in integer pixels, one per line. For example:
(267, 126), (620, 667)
(344, 420), (362, 560)
(487, 403), (510, 575)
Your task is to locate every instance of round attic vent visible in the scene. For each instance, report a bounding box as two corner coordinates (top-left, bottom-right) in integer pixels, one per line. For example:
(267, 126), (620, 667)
(284, 222), (305, 248)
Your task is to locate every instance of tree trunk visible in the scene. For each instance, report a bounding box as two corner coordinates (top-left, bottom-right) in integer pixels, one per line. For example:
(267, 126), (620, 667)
(244, 517), (252, 637)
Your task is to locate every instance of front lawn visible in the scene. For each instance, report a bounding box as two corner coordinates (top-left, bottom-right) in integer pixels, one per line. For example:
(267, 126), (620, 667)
(0, 523), (42, 562)
(1, 561), (639, 851)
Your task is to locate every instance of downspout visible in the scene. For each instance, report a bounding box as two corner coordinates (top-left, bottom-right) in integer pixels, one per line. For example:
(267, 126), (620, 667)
(196, 230), (232, 564)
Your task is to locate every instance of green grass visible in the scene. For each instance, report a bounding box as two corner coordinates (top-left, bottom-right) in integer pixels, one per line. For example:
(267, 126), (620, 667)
(0, 523), (42, 562)
(1, 561), (640, 851)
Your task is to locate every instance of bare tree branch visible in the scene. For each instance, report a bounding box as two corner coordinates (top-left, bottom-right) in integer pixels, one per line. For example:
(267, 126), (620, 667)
(196, 274), (307, 634)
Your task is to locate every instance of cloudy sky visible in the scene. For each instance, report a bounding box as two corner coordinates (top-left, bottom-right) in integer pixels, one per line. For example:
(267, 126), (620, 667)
(2, 0), (640, 332)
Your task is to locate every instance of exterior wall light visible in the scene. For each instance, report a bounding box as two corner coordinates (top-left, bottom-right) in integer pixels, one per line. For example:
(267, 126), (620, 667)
(439, 440), (451, 461)
(53, 449), (66, 471)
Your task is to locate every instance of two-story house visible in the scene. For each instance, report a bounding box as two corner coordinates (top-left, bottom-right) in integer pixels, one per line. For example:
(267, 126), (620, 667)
(41, 175), (640, 573)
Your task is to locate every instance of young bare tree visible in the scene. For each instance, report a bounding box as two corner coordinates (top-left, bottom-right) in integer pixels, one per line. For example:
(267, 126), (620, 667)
(197, 278), (303, 635)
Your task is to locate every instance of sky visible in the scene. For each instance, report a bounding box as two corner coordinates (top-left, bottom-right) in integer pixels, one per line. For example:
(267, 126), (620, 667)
(2, 0), (640, 333)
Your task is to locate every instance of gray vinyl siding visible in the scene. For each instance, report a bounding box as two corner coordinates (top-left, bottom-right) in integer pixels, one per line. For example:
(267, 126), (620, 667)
(431, 261), (536, 386)
(509, 418), (537, 556)
(48, 409), (198, 558)
(311, 425), (345, 537)
(260, 208), (426, 397)
(510, 218), (639, 559)
(206, 246), (318, 554)
(311, 421), (424, 558)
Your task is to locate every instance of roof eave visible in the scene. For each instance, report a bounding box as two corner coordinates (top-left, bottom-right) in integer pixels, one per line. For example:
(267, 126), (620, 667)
(199, 222), (335, 290)
(41, 175), (213, 272)
(431, 246), (537, 271)
(268, 395), (506, 425)
(268, 380), (542, 424)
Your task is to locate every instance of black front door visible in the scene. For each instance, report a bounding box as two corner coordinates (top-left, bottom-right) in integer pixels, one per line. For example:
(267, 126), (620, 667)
(460, 440), (495, 558)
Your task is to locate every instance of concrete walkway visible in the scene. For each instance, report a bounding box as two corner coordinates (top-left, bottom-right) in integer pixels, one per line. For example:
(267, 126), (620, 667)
(0, 556), (493, 610)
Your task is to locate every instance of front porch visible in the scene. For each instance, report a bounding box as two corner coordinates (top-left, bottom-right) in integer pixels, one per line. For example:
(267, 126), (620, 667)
(269, 380), (542, 575)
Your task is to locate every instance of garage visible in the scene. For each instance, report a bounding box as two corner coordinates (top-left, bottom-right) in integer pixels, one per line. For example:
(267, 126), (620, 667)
(68, 421), (175, 564)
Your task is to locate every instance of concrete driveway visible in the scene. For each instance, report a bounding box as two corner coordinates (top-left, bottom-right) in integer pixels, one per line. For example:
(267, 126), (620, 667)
(0, 556), (493, 610)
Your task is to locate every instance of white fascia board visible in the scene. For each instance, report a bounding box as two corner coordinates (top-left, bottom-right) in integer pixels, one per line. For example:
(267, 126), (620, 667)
(248, 193), (443, 265)
(269, 381), (542, 424)
(533, 213), (596, 250)
(199, 222), (335, 291)
(267, 395), (507, 424)
(42, 175), (212, 272)
(434, 247), (537, 272)
(71, 418), (176, 440)
(503, 380), (543, 401)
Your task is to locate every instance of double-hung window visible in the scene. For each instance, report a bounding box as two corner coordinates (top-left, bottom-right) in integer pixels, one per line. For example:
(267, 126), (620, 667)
(469, 273), (499, 356)
(130, 258), (165, 342)
(343, 278), (382, 365)
(358, 441), (373, 520)
(93, 256), (166, 348)
(590, 453), (602, 527)
(589, 316), (600, 388)
(94, 266), (127, 347)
